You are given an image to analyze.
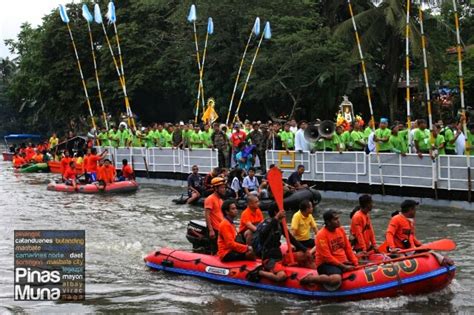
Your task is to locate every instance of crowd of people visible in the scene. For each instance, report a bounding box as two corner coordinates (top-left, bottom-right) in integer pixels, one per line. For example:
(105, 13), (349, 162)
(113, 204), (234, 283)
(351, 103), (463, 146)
(203, 174), (435, 288)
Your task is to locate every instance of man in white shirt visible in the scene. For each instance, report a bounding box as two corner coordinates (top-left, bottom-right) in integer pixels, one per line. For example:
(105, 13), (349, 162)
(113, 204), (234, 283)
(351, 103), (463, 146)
(295, 120), (311, 152)
(242, 167), (260, 197)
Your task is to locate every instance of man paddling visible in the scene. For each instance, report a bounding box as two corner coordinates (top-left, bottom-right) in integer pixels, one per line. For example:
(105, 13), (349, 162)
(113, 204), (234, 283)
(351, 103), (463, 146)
(204, 177), (227, 254)
(386, 200), (422, 252)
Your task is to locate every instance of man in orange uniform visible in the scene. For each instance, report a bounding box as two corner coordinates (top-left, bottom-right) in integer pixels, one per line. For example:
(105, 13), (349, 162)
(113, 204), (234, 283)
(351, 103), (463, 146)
(13, 153), (26, 168)
(86, 147), (108, 183)
(313, 210), (358, 287)
(119, 159), (134, 181)
(60, 151), (73, 179)
(98, 159), (116, 184)
(218, 200), (255, 262)
(63, 161), (78, 190)
(25, 144), (35, 162)
(386, 200), (422, 252)
(204, 177), (227, 254)
(350, 195), (377, 255)
(32, 150), (44, 163)
(239, 195), (264, 245)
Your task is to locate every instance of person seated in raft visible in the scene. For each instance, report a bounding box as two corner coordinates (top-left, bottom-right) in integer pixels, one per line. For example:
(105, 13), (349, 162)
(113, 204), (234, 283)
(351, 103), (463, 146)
(238, 195), (264, 245)
(218, 200), (256, 262)
(204, 177), (227, 255)
(12, 152), (26, 168)
(302, 210), (358, 289)
(291, 200), (318, 250)
(31, 149), (44, 163)
(242, 167), (260, 198)
(187, 165), (203, 204)
(118, 159), (135, 181)
(286, 164), (308, 191)
(63, 161), (78, 190)
(98, 159), (116, 185)
(385, 200), (422, 253)
(247, 208), (313, 283)
(350, 194), (377, 256)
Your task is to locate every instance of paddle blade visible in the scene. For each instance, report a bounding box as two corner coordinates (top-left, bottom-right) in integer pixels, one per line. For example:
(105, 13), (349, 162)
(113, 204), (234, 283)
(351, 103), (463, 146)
(94, 4), (103, 24)
(58, 4), (70, 24)
(415, 239), (456, 252)
(187, 4), (197, 23)
(253, 17), (261, 36)
(82, 4), (93, 23)
(267, 167), (284, 211)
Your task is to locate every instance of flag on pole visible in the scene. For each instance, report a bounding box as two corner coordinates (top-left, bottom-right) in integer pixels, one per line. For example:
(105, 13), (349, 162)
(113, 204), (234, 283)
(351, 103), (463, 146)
(187, 4), (197, 22)
(82, 4), (93, 23)
(264, 22), (272, 39)
(58, 4), (69, 23)
(253, 17), (260, 36)
(94, 4), (103, 24)
(106, 1), (116, 24)
(207, 17), (214, 35)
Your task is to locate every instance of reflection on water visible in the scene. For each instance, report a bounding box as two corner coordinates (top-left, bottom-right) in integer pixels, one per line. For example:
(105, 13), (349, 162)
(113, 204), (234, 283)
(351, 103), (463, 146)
(0, 162), (473, 313)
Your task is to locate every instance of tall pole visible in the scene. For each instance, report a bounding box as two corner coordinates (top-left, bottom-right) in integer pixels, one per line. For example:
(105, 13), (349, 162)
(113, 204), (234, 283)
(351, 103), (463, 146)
(83, 4), (108, 130)
(452, 0), (471, 201)
(232, 22), (271, 124)
(405, 0), (412, 154)
(108, 1), (136, 129)
(59, 5), (97, 133)
(226, 17), (260, 126)
(347, 0), (385, 195)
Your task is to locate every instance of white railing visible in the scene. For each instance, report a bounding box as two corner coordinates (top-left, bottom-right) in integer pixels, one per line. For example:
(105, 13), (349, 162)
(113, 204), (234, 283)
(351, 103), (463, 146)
(95, 147), (473, 192)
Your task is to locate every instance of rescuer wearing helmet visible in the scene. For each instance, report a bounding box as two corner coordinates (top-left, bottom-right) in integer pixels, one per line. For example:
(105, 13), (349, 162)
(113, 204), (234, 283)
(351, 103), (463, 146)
(204, 176), (227, 254)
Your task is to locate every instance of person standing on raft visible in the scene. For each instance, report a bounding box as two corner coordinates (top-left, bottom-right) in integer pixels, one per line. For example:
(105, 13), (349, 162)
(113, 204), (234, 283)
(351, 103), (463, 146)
(350, 195), (377, 256)
(385, 200), (422, 253)
(204, 177), (227, 254)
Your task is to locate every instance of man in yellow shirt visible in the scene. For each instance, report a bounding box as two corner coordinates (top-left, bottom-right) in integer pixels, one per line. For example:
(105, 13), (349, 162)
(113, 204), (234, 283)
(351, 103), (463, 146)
(49, 133), (59, 149)
(291, 200), (318, 249)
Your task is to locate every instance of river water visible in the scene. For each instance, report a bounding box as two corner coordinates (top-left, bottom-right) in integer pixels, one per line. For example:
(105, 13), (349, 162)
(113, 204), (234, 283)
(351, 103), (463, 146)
(0, 161), (473, 313)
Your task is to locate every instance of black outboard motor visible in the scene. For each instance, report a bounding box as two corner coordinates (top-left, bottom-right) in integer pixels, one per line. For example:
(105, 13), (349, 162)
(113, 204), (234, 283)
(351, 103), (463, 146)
(186, 220), (211, 254)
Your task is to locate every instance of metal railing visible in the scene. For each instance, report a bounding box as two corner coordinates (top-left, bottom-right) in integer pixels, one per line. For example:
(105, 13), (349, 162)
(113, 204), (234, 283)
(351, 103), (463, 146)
(95, 147), (473, 192)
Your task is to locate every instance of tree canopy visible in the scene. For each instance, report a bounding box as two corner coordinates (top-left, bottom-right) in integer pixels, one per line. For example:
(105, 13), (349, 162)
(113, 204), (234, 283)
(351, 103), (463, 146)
(1, 0), (473, 135)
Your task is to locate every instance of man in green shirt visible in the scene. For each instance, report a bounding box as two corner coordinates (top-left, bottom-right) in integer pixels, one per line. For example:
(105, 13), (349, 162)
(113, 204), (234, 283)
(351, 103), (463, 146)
(116, 123), (132, 147)
(98, 127), (110, 147)
(200, 124), (213, 148)
(153, 124), (165, 147)
(442, 120), (456, 155)
(280, 123), (295, 151)
(389, 125), (408, 155)
(374, 118), (391, 152)
(190, 125), (203, 149)
(340, 125), (353, 151)
(334, 126), (345, 152)
(467, 124), (474, 156)
(350, 121), (366, 151)
(108, 126), (119, 148)
(431, 125), (446, 157)
(130, 128), (143, 147)
(162, 125), (173, 148)
(414, 119), (431, 157)
(144, 127), (155, 148)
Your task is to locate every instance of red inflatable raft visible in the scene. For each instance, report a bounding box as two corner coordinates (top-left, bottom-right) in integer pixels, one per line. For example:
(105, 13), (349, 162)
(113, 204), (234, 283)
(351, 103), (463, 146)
(144, 248), (455, 301)
(48, 161), (85, 175)
(47, 180), (139, 194)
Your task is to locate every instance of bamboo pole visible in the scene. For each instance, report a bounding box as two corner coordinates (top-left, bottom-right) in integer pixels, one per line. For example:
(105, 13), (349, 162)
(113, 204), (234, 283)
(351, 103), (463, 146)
(347, 0), (385, 195)
(232, 22), (271, 124)
(405, 0), (412, 154)
(226, 18), (259, 126)
(452, 0), (471, 202)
